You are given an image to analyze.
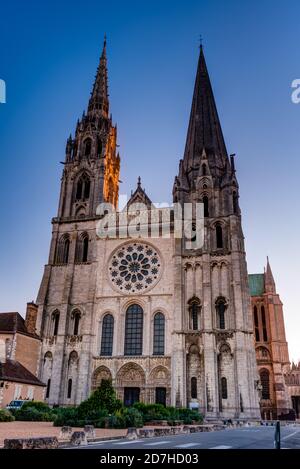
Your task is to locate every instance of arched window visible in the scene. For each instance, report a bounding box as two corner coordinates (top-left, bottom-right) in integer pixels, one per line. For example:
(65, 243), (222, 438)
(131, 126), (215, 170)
(216, 298), (226, 330)
(203, 196), (209, 218)
(260, 369), (270, 399)
(46, 379), (51, 399)
(261, 306), (268, 342)
(63, 237), (70, 263)
(72, 311), (81, 336)
(202, 164), (207, 176)
(153, 312), (165, 355)
(221, 377), (228, 399)
(67, 378), (72, 399)
(100, 314), (114, 356)
(124, 304), (143, 356)
(254, 306), (260, 342)
(188, 298), (201, 330)
(191, 377), (197, 399)
(56, 234), (70, 264)
(83, 138), (92, 157)
(52, 311), (60, 336)
(76, 179), (83, 200)
(82, 235), (89, 262)
(216, 224), (223, 249)
(233, 192), (238, 214)
(75, 232), (89, 263)
(75, 174), (90, 201)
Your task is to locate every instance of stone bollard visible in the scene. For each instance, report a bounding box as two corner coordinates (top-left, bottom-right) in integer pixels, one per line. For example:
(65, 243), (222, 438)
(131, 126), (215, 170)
(126, 427), (138, 440)
(4, 437), (59, 449)
(59, 426), (73, 439)
(84, 425), (96, 439)
(70, 431), (87, 446)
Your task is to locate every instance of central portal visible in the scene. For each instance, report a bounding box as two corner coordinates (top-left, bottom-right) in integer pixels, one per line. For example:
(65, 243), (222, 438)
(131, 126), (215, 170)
(124, 387), (140, 406)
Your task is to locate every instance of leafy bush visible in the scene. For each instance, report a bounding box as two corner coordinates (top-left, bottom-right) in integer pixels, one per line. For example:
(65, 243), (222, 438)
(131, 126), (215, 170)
(0, 408), (15, 422)
(133, 402), (169, 422)
(53, 407), (78, 427)
(14, 407), (54, 422)
(123, 407), (143, 428)
(133, 403), (203, 425)
(77, 380), (122, 419)
(107, 412), (126, 429)
(21, 401), (51, 413)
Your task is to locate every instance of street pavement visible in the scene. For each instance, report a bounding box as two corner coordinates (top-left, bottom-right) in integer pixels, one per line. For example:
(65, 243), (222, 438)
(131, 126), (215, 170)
(70, 424), (300, 449)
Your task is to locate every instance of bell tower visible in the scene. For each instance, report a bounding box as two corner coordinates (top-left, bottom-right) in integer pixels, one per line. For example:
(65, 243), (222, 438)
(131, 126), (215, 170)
(58, 37), (120, 220)
(172, 45), (260, 419)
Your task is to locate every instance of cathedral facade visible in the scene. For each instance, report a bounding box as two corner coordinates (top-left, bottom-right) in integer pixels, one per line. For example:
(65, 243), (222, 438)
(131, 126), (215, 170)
(35, 40), (261, 420)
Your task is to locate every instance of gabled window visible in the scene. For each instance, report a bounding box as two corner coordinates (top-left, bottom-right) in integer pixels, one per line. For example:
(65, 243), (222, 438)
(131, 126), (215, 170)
(202, 164), (207, 176)
(83, 138), (92, 157)
(75, 174), (90, 201)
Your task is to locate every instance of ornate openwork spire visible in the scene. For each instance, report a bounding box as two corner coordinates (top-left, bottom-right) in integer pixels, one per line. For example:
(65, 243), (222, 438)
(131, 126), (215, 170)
(88, 36), (109, 117)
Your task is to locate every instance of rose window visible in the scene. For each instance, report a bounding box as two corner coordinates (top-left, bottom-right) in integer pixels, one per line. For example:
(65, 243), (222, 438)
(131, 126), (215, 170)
(108, 243), (162, 294)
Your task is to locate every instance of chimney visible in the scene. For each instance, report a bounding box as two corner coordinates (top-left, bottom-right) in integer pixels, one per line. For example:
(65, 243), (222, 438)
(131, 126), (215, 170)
(0, 339), (6, 364)
(25, 302), (38, 335)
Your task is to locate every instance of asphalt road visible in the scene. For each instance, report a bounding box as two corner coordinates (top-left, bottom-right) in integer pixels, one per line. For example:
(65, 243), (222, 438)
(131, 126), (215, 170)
(72, 425), (300, 449)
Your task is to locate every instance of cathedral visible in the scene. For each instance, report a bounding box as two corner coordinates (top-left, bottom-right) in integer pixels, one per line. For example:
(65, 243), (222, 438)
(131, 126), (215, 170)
(33, 39), (271, 420)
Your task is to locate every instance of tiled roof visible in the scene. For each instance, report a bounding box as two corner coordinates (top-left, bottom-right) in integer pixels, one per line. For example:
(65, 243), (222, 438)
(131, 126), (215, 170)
(248, 274), (265, 297)
(0, 312), (39, 338)
(0, 312), (27, 334)
(0, 359), (45, 386)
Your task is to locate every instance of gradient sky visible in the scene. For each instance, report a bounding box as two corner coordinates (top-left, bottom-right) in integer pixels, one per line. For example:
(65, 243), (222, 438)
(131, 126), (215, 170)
(0, 0), (299, 360)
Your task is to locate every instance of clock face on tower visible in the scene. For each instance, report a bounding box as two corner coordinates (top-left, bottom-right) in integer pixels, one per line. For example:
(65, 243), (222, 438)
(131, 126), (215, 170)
(108, 242), (162, 294)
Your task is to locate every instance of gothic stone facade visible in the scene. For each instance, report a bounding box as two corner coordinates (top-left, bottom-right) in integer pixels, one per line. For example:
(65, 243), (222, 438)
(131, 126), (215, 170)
(35, 41), (261, 420)
(249, 263), (294, 419)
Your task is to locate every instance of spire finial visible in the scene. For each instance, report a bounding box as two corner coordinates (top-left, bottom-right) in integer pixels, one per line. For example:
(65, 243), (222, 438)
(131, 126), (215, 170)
(199, 34), (203, 50)
(137, 176), (141, 188)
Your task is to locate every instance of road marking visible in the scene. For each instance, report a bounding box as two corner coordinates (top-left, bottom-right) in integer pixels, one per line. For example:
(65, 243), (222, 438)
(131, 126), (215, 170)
(210, 445), (232, 449)
(175, 443), (200, 448)
(282, 430), (300, 440)
(114, 440), (143, 445)
(145, 441), (171, 446)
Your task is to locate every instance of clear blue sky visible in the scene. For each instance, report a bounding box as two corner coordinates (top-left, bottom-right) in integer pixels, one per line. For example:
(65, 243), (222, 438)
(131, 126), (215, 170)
(0, 0), (299, 360)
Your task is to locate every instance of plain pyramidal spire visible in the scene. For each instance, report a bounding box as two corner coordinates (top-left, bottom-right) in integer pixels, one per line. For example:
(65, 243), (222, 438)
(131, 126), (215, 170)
(183, 44), (228, 169)
(265, 256), (276, 293)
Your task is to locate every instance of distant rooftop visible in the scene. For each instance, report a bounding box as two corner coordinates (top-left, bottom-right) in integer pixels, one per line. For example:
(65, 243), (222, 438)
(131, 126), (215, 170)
(0, 312), (38, 338)
(248, 274), (265, 297)
(0, 359), (45, 386)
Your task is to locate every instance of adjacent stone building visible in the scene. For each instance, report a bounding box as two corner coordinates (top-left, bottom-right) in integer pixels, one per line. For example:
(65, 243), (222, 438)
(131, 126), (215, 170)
(34, 41), (261, 420)
(249, 261), (298, 419)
